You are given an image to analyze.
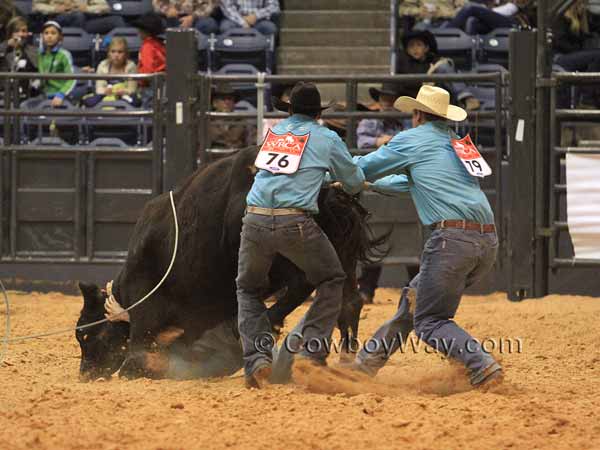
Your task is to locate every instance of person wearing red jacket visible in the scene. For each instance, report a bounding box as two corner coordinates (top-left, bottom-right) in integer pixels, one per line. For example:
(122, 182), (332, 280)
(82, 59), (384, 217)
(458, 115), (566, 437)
(133, 12), (166, 90)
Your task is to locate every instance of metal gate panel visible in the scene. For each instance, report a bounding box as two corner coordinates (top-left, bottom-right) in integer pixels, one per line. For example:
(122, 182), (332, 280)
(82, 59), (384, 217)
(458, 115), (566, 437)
(11, 151), (82, 257)
(87, 151), (155, 259)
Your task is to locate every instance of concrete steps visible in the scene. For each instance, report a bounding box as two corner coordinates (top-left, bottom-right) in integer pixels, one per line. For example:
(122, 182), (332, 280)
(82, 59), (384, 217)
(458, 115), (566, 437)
(280, 28), (388, 47)
(276, 2), (391, 102)
(278, 46), (389, 66)
(281, 11), (389, 29)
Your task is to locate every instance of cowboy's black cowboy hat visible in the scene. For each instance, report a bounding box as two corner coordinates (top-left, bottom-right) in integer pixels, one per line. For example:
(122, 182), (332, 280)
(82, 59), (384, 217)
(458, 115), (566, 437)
(401, 29), (438, 54)
(132, 12), (165, 37)
(272, 82), (335, 114)
(212, 83), (240, 102)
(368, 82), (402, 102)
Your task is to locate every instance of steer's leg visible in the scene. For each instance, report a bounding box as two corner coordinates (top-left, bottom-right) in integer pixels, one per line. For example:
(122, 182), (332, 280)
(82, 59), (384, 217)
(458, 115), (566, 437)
(119, 292), (170, 379)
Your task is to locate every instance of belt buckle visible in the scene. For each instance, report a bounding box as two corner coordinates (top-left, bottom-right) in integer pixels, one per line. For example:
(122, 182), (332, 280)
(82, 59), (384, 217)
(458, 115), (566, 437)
(440, 220), (446, 229)
(480, 223), (484, 233)
(461, 219), (466, 230)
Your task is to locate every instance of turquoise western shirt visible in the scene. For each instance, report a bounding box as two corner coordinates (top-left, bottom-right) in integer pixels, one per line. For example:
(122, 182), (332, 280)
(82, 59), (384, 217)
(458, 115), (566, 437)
(355, 121), (494, 226)
(247, 114), (365, 214)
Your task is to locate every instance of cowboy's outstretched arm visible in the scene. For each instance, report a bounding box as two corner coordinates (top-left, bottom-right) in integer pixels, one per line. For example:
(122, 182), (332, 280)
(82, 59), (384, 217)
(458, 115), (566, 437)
(354, 132), (413, 182)
(369, 174), (410, 195)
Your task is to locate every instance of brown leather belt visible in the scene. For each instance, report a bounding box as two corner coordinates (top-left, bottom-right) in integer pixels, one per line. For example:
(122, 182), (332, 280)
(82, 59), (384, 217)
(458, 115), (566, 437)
(432, 220), (496, 233)
(247, 206), (307, 216)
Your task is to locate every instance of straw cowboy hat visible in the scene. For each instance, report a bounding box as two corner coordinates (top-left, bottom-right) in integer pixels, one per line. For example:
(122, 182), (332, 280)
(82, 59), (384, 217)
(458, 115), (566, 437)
(394, 85), (467, 122)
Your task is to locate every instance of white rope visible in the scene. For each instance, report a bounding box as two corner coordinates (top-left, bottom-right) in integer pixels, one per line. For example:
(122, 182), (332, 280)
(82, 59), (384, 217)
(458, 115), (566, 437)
(0, 190), (179, 360)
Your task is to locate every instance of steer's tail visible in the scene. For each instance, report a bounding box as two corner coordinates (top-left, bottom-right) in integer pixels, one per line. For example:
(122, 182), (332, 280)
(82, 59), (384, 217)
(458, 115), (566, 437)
(319, 187), (390, 266)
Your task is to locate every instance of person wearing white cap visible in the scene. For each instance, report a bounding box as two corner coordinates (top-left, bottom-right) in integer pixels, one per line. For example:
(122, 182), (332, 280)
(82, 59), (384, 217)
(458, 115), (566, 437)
(351, 85), (503, 388)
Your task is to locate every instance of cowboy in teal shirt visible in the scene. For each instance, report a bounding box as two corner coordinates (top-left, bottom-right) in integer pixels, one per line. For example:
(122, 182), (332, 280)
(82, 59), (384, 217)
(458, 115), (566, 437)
(357, 121), (493, 225)
(247, 115), (365, 214)
(237, 82), (365, 389)
(352, 85), (503, 388)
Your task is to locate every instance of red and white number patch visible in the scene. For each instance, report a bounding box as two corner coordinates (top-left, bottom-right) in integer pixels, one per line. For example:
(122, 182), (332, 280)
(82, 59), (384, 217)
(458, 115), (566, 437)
(255, 130), (310, 174)
(451, 134), (492, 178)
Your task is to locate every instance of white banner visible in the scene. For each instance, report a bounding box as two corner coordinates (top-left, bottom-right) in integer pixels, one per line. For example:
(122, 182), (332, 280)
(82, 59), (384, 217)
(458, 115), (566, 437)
(566, 153), (600, 259)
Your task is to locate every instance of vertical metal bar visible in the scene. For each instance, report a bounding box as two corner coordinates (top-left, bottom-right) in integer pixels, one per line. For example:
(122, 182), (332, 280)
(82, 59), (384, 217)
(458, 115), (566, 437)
(534, 0), (551, 297)
(3, 77), (11, 145)
(390, 0), (398, 74)
(197, 74), (210, 164)
(86, 153), (95, 259)
(10, 151), (17, 258)
(0, 145), (3, 257)
(74, 152), (81, 259)
(345, 80), (358, 150)
(548, 80), (558, 276)
(256, 72), (265, 145)
(494, 72), (503, 252)
(151, 75), (161, 195)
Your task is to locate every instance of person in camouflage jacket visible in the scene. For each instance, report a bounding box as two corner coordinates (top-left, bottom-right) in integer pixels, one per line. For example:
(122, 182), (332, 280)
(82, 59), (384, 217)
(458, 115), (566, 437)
(32, 0), (126, 34)
(153, 0), (218, 35)
(398, 0), (465, 31)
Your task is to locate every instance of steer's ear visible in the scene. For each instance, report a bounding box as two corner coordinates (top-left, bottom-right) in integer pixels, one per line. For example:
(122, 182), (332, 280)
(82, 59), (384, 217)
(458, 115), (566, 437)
(78, 281), (102, 309)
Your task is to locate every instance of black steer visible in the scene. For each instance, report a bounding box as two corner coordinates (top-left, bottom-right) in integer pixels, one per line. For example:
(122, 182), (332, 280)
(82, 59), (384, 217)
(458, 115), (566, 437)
(76, 146), (385, 380)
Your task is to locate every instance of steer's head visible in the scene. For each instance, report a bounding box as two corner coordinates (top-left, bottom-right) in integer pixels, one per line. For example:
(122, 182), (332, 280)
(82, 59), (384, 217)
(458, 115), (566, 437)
(76, 282), (130, 381)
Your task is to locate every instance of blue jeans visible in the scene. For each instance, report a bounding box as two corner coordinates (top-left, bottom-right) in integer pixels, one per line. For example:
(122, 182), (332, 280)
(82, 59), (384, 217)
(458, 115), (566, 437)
(219, 18), (278, 35)
(446, 4), (516, 34)
(236, 212), (346, 376)
(356, 227), (499, 382)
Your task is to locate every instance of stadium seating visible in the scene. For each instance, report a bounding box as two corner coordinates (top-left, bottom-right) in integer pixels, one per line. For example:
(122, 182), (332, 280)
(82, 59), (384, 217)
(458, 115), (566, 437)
(14, 0), (33, 16)
(61, 27), (95, 67)
(88, 137), (129, 148)
(234, 100), (257, 113)
(197, 32), (210, 72)
(86, 99), (143, 146)
(216, 64), (260, 105)
(30, 136), (71, 146)
(213, 28), (270, 72)
(107, 0), (152, 18)
(479, 28), (512, 67)
(20, 98), (83, 145)
(431, 27), (476, 71)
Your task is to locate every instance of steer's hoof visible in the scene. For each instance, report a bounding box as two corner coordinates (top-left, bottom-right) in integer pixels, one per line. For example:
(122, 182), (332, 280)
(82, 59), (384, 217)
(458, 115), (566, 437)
(118, 353), (148, 379)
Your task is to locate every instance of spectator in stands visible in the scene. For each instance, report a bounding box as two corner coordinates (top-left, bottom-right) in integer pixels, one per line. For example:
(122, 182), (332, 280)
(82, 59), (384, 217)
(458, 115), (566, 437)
(38, 21), (75, 107)
(133, 12), (165, 100)
(357, 83), (404, 150)
(443, 0), (536, 35)
(396, 30), (480, 111)
(209, 83), (256, 150)
(0, 16), (37, 74)
(32, 0), (127, 35)
(152, 0), (218, 35)
(82, 37), (139, 107)
(219, 0), (280, 36)
(398, 0), (465, 33)
(0, 0), (17, 41)
(553, 0), (600, 107)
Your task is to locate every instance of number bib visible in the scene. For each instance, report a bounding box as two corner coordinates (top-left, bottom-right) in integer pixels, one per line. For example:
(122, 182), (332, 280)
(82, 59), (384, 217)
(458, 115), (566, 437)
(255, 130), (310, 174)
(451, 134), (492, 178)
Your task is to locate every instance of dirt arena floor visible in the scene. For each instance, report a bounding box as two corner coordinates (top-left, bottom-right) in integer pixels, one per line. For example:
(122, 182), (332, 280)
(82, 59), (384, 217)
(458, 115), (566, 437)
(1, 289), (599, 450)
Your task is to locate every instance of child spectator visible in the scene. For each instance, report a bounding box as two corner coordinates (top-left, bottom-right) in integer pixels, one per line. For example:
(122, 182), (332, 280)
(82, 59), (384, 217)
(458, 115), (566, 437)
(82, 37), (139, 107)
(38, 21), (75, 107)
(133, 12), (165, 99)
(219, 0), (280, 36)
(32, 0), (126, 35)
(152, 0), (218, 35)
(0, 16), (37, 73)
(396, 30), (480, 111)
